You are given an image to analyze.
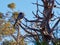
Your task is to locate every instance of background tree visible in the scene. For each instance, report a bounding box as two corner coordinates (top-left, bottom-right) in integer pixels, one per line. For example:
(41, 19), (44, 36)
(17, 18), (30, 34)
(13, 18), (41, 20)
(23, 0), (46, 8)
(0, 3), (25, 45)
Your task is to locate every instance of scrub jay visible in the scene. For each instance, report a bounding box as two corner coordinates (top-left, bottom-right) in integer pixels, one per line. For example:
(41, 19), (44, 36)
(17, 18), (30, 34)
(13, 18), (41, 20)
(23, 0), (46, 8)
(14, 12), (24, 27)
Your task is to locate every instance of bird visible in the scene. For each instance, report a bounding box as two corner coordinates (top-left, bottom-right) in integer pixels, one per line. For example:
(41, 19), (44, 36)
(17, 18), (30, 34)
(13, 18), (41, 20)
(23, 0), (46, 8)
(13, 12), (24, 28)
(17, 12), (24, 20)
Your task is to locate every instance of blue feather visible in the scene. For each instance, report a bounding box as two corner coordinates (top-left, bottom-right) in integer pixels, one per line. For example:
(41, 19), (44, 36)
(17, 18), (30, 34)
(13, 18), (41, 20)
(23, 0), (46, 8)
(14, 12), (24, 27)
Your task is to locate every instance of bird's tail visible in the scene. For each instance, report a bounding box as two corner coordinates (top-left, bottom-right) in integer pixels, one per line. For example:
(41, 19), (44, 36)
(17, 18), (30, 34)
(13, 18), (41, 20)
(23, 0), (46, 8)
(13, 19), (17, 28)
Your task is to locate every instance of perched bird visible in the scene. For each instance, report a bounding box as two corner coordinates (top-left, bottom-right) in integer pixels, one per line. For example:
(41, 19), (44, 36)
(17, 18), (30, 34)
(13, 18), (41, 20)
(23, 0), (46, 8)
(17, 12), (24, 20)
(14, 12), (24, 28)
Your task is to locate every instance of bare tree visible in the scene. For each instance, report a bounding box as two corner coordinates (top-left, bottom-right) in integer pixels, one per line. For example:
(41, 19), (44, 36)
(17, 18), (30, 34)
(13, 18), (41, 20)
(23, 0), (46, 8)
(14, 0), (60, 45)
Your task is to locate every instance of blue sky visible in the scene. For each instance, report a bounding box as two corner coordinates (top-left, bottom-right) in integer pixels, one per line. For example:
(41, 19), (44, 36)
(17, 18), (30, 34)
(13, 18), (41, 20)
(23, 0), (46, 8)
(0, 0), (60, 18)
(0, 0), (43, 19)
(0, 0), (35, 19)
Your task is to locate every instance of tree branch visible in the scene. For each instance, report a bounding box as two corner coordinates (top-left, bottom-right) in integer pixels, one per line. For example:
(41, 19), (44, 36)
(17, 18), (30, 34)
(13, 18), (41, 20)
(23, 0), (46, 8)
(50, 19), (60, 33)
(21, 22), (41, 32)
(11, 34), (17, 41)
